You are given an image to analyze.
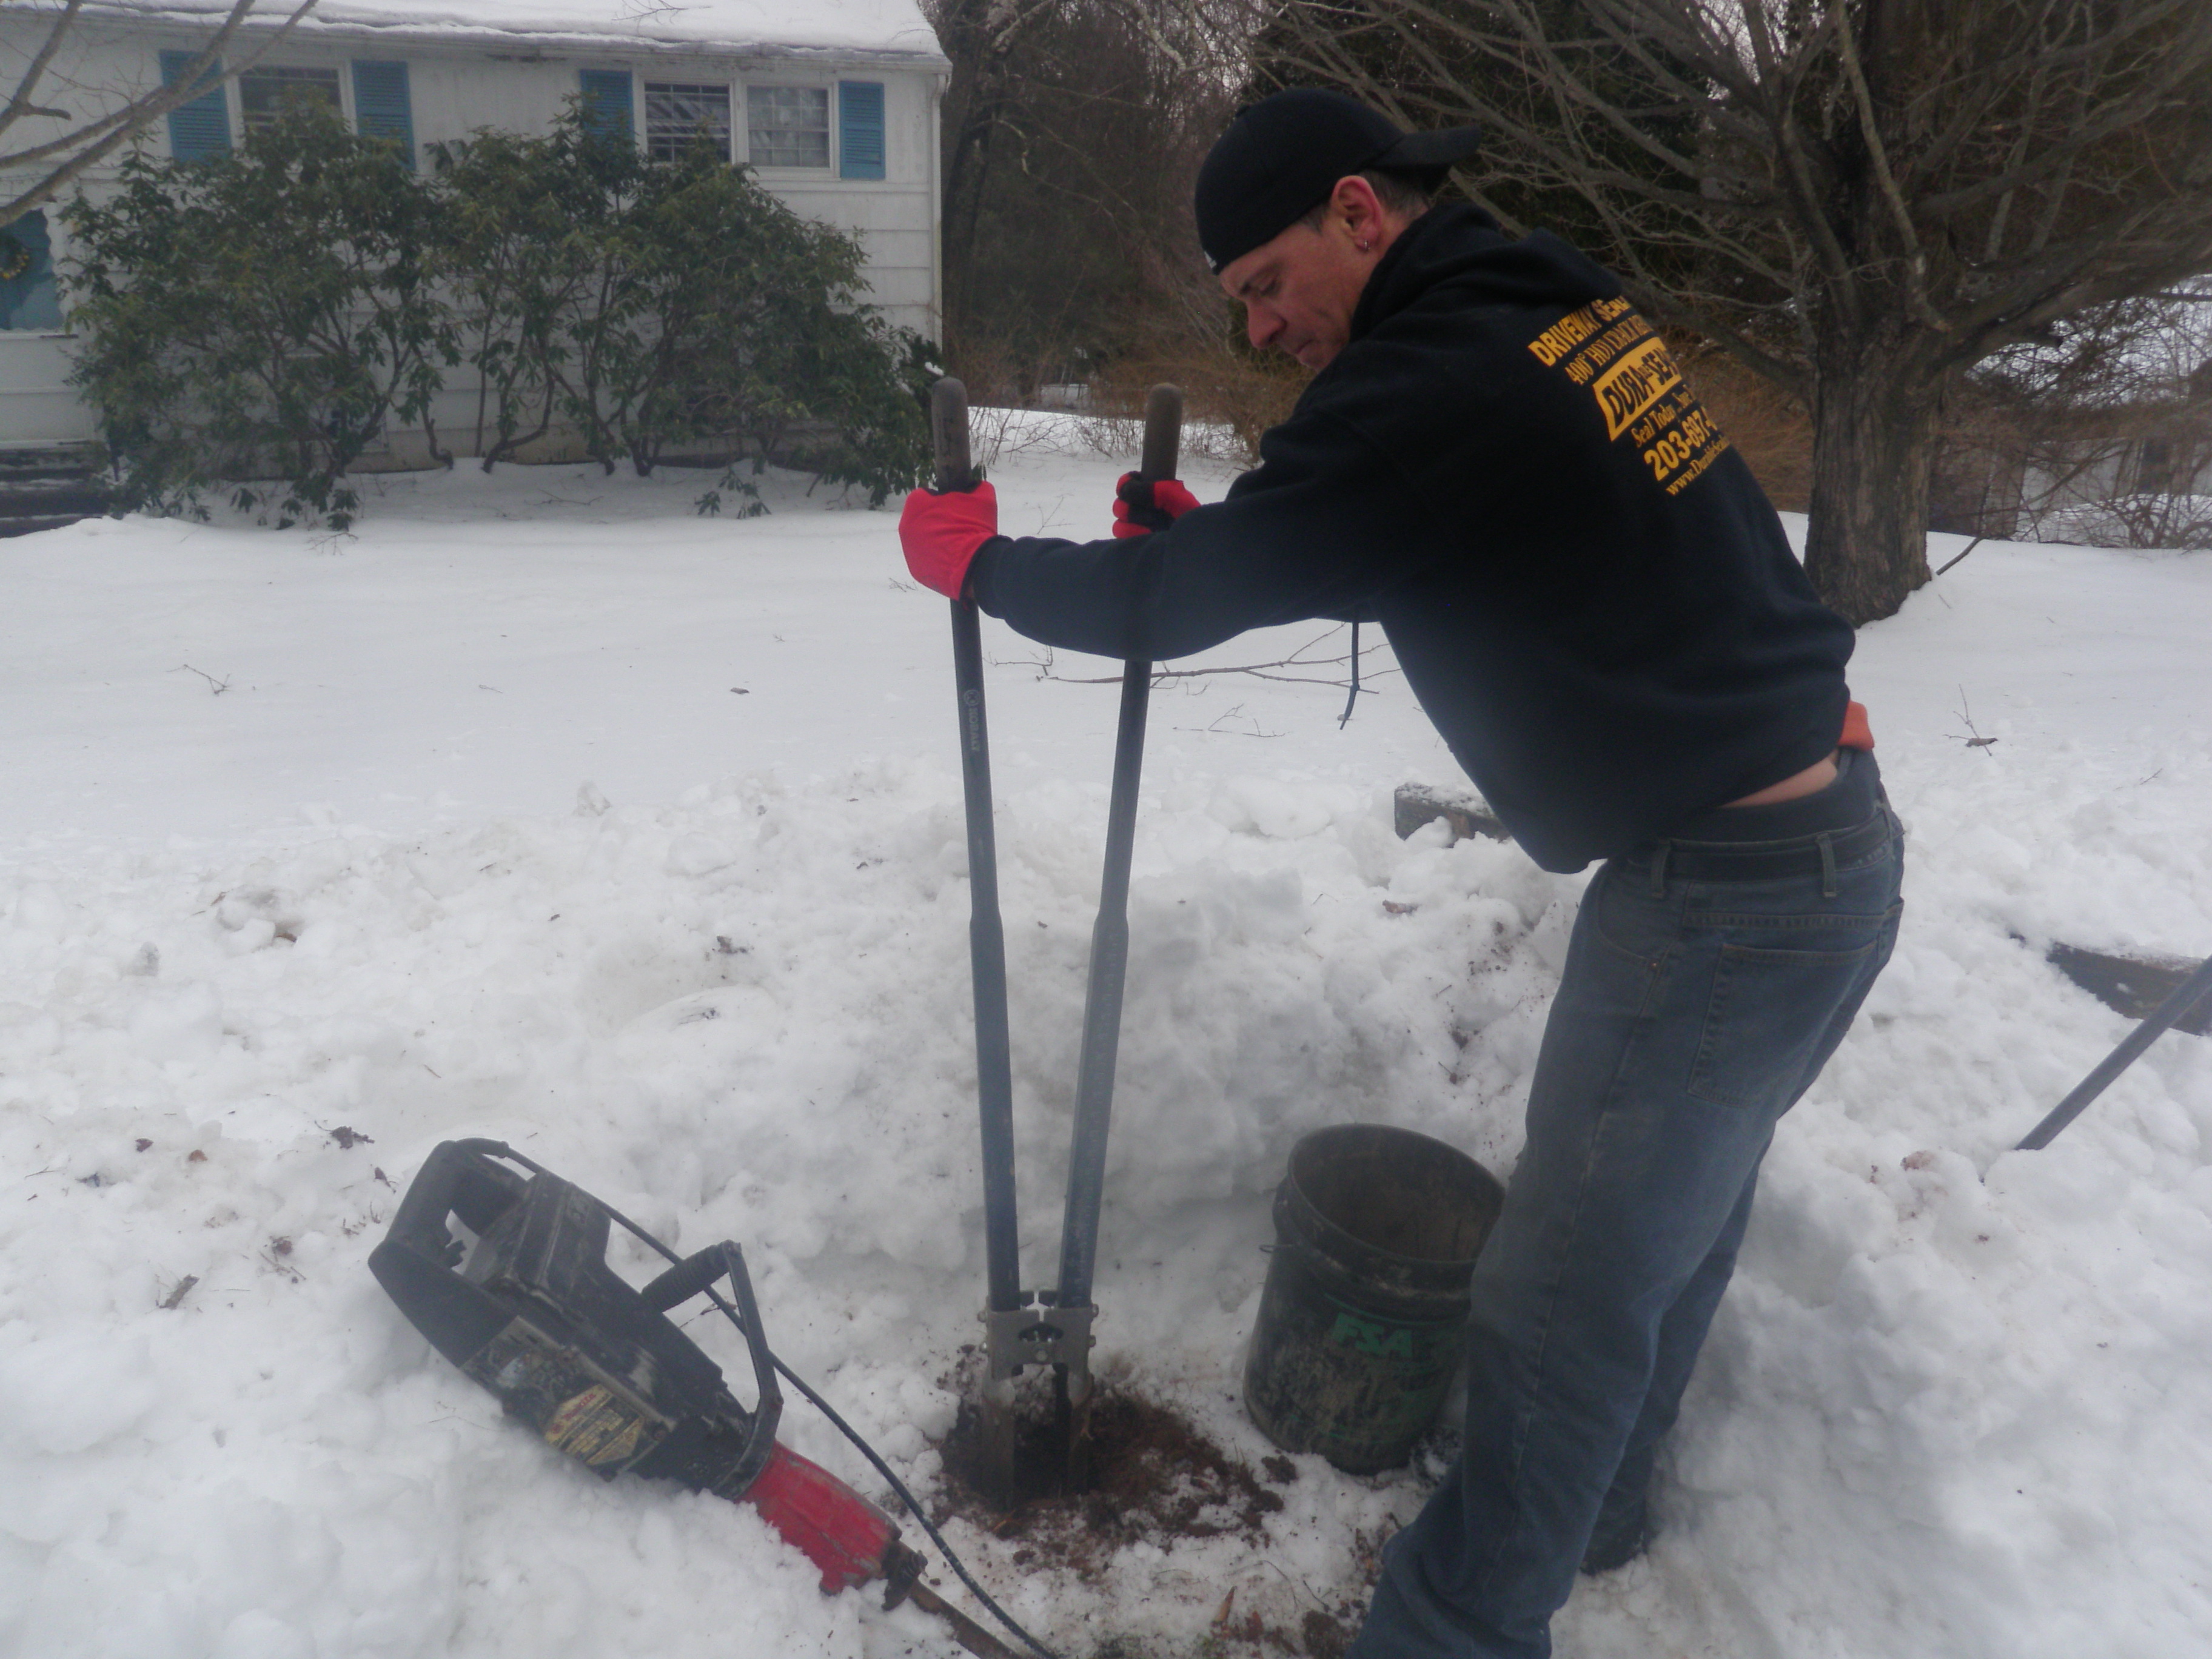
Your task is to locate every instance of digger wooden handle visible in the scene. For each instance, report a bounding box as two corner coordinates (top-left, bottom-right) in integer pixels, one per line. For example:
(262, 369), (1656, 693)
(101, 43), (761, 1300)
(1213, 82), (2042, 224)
(1138, 383), (1182, 481)
(931, 377), (974, 491)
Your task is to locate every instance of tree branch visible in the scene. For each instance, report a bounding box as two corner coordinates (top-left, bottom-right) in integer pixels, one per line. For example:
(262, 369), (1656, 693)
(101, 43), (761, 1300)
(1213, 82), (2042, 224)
(0, 0), (87, 144)
(1833, 1), (1945, 332)
(0, 0), (320, 225)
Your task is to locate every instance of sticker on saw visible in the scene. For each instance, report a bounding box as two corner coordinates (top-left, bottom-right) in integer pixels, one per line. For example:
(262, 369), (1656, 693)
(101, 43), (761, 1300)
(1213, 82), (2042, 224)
(544, 1383), (651, 1467)
(1526, 297), (1731, 497)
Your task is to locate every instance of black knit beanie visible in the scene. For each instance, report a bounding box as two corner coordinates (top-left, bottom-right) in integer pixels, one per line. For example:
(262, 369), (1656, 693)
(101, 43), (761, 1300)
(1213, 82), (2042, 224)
(1194, 89), (1482, 273)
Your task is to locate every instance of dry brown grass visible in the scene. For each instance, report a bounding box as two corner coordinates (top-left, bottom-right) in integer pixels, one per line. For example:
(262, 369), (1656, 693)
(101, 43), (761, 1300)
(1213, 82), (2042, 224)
(1087, 334), (1306, 470)
(1090, 330), (1821, 518)
(956, 318), (1819, 512)
(1090, 326), (1817, 503)
(1672, 338), (1814, 512)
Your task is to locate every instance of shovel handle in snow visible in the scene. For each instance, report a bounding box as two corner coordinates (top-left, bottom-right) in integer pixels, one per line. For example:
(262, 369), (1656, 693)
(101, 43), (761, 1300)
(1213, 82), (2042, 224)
(934, 378), (1024, 1503)
(1053, 384), (1182, 1483)
(2016, 950), (2212, 1151)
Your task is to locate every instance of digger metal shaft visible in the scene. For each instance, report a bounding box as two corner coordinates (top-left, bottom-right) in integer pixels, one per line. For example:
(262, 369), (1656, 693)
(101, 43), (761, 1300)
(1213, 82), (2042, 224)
(1053, 384), (1184, 1490)
(908, 1580), (1027, 1659)
(2016, 950), (2212, 1150)
(883, 1543), (1025, 1659)
(934, 378), (1024, 1504)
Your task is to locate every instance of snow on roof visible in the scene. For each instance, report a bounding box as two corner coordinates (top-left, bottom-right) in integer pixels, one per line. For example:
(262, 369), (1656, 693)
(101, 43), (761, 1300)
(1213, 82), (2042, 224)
(78, 0), (948, 64)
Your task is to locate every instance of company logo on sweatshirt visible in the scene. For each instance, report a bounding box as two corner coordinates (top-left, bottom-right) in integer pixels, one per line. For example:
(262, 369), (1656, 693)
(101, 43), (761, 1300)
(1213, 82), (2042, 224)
(1590, 337), (1675, 439)
(1528, 297), (1731, 496)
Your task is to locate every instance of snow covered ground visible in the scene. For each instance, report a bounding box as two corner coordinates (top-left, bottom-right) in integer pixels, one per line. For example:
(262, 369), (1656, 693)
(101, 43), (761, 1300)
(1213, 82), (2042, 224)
(2, 421), (2208, 1658)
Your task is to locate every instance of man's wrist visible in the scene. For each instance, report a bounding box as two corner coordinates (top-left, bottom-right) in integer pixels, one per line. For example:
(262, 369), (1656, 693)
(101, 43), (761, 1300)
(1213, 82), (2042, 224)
(962, 536), (1006, 603)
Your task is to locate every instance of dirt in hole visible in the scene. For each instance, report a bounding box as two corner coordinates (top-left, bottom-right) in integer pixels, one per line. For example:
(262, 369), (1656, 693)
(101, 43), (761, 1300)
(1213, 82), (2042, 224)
(930, 1353), (1382, 1655)
(933, 1354), (1285, 1582)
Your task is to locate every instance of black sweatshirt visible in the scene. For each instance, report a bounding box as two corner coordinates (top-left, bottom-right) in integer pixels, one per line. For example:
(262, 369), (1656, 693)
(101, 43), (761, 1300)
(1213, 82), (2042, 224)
(968, 205), (1855, 873)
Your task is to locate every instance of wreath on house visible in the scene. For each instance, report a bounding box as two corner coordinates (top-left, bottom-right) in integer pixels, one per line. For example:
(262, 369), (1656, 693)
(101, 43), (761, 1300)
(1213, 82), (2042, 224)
(0, 233), (32, 283)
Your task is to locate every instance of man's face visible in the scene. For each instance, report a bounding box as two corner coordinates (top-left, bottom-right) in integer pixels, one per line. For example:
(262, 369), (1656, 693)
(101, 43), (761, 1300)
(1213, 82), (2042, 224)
(1218, 216), (1375, 372)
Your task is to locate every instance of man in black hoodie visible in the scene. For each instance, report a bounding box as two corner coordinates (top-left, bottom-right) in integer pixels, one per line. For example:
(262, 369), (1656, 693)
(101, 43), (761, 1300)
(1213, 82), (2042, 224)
(900, 90), (1902, 1659)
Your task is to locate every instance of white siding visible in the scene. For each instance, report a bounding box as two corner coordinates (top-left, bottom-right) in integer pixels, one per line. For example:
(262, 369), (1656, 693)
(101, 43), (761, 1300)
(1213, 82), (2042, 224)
(0, 335), (96, 443)
(0, 17), (944, 449)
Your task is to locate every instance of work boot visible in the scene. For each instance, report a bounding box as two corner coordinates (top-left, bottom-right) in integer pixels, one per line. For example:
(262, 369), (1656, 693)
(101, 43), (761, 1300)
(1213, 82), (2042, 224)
(1579, 1493), (1651, 1575)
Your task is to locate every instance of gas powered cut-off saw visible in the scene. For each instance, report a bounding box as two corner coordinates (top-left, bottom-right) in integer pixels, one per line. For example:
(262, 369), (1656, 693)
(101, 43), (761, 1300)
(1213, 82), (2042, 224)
(369, 1139), (1042, 1659)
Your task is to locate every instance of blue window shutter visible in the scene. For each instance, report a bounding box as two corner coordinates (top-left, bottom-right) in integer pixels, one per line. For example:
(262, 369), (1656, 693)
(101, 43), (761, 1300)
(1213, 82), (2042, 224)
(160, 49), (230, 160)
(352, 61), (415, 169)
(839, 81), (885, 180)
(579, 69), (634, 144)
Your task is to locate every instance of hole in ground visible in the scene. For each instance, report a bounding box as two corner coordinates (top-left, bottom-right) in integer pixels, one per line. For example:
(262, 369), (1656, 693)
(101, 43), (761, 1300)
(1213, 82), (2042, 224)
(934, 1358), (1282, 1569)
(928, 1352), (1373, 1656)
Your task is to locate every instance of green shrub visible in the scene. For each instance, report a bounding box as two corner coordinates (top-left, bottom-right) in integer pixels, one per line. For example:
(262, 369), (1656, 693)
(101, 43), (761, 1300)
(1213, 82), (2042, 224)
(64, 106), (933, 528)
(64, 106), (454, 529)
(426, 120), (616, 469)
(628, 139), (933, 506)
(435, 113), (930, 506)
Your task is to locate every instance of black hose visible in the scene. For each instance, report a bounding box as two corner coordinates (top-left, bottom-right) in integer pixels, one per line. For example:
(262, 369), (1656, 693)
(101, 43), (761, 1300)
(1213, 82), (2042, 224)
(762, 1346), (1061, 1659)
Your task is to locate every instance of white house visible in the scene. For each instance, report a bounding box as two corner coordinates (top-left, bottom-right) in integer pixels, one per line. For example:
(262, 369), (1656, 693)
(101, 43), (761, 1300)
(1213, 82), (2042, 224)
(0, 0), (949, 459)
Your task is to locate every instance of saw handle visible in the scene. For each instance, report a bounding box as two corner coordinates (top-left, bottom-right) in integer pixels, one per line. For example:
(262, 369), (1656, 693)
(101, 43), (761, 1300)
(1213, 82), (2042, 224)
(380, 1136), (526, 1260)
(638, 1245), (903, 1595)
(638, 1241), (783, 1440)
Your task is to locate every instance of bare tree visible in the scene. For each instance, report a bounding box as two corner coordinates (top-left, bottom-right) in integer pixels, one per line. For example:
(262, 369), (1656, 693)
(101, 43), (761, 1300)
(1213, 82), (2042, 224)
(925, 0), (1250, 384)
(1255, 1), (2212, 622)
(928, 0), (1051, 357)
(1971, 285), (2212, 549)
(1, 0), (317, 226)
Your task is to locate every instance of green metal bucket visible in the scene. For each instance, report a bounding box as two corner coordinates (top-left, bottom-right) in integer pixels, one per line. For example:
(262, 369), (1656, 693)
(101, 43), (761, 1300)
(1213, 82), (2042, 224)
(1242, 1124), (1505, 1474)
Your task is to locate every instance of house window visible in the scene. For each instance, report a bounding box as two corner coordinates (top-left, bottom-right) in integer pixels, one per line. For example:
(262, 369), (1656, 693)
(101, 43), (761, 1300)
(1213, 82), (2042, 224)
(238, 64), (342, 135)
(645, 83), (731, 163)
(0, 210), (62, 332)
(746, 85), (830, 169)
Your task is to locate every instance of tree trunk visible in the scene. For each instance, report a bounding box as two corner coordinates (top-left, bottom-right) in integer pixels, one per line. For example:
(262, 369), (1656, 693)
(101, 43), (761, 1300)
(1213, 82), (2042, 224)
(932, 0), (1034, 361)
(1803, 330), (1945, 626)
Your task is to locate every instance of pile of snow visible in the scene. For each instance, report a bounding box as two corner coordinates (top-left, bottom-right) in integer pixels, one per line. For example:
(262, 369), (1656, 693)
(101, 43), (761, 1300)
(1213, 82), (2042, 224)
(2, 431), (2209, 1658)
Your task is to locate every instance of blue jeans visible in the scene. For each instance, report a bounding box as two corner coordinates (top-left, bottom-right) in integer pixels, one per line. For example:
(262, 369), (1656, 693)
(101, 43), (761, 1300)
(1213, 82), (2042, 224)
(1349, 753), (1904, 1658)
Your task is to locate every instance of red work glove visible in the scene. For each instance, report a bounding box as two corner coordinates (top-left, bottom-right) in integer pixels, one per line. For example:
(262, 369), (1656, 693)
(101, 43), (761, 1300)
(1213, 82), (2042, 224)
(899, 480), (998, 598)
(1112, 472), (1201, 538)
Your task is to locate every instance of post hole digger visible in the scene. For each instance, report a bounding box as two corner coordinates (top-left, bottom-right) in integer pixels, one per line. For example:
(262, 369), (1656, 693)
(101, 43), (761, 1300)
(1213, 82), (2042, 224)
(369, 1140), (1053, 1659)
(934, 378), (1185, 1500)
(366, 392), (1181, 1656)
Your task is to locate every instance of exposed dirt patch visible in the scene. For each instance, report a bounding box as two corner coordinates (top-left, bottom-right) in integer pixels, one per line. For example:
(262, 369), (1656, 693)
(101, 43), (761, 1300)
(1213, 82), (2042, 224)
(930, 1353), (1386, 1655)
(1299, 1606), (1354, 1658)
(1161, 1597), (1358, 1658)
(934, 1355), (1284, 1583)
